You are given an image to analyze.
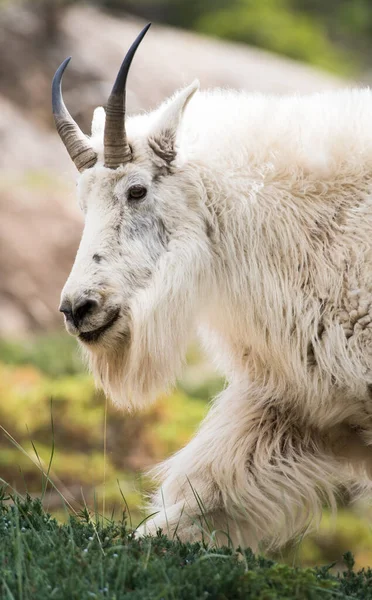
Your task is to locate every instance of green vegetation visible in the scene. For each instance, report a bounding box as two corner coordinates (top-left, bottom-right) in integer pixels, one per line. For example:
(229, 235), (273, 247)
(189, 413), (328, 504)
(1, 493), (372, 599)
(0, 335), (83, 377)
(107, 0), (372, 76)
(196, 0), (355, 75)
(0, 334), (210, 526)
(2, 333), (372, 572)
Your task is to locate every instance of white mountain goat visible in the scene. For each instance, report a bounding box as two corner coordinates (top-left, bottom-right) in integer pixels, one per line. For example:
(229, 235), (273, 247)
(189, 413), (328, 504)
(53, 24), (372, 550)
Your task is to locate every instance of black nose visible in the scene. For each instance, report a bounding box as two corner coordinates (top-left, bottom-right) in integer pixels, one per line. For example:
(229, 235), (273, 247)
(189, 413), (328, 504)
(59, 298), (99, 328)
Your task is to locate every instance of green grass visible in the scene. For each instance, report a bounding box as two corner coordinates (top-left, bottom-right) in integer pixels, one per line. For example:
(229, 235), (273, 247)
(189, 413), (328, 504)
(1, 493), (372, 600)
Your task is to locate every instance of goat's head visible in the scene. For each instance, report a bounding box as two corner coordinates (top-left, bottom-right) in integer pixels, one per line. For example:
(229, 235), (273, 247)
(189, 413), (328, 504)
(53, 25), (212, 408)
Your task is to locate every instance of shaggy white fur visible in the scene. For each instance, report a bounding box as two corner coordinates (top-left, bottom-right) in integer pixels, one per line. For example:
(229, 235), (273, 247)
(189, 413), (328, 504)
(60, 84), (372, 550)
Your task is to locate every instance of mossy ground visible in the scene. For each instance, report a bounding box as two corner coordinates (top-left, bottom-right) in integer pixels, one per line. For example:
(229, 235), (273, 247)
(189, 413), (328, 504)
(0, 494), (372, 600)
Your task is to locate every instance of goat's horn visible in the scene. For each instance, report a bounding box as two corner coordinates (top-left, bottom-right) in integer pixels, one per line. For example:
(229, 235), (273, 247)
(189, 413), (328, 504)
(52, 57), (97, 172)
(104, 23), (151, 169)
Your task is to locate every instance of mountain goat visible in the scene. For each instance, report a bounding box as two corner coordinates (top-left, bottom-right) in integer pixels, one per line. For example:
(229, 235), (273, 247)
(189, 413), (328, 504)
(53, 24), (372, 550)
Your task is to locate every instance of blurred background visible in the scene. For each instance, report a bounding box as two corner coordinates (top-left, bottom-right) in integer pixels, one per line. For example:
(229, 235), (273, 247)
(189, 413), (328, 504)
(1, 0), (372, 570)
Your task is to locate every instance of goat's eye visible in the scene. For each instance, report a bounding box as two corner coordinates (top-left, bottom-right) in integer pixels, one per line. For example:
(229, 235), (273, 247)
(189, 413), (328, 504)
(128, 185), (147, 201)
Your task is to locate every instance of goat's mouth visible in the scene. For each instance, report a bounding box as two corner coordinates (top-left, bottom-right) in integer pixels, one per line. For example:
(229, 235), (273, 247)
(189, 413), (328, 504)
(79, 309), (121, 344)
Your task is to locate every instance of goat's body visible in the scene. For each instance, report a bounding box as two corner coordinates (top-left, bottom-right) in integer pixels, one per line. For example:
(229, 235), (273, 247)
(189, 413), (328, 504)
(138, 88), (372, 548)
(57, 61), (372, 549)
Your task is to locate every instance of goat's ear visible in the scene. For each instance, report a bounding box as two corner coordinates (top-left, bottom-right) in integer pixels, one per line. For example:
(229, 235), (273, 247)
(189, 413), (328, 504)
(148, 80), (199, 164)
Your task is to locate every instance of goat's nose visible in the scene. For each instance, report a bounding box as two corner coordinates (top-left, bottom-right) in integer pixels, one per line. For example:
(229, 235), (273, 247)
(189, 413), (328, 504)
(59, 297), (99, 328)
(73, 298), (99, 326)
(59, 299), (73, 321)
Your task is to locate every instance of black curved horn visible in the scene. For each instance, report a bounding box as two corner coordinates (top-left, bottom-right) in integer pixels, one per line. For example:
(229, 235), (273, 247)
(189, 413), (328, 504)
(104, 23), (151, 169)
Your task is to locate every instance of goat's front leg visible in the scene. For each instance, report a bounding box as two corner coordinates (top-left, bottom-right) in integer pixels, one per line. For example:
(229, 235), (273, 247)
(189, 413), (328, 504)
(141, 384), (347, 550)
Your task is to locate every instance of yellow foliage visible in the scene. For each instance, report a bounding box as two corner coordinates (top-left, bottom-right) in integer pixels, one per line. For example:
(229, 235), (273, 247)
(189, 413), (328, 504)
(0, 359), (207, 527)
(2, 355), (372, 567)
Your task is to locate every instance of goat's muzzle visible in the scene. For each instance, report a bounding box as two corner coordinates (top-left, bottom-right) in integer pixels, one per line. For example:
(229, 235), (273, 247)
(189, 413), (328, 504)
(59, 293), (120, 343)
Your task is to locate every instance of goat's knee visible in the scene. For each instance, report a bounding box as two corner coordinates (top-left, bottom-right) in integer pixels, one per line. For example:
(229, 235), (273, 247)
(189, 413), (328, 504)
(145, 412), (348, 549)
